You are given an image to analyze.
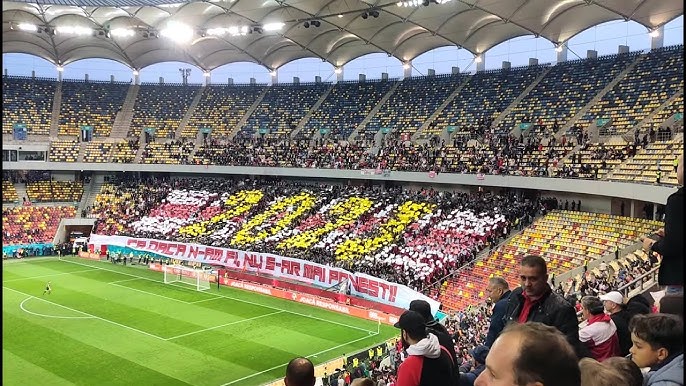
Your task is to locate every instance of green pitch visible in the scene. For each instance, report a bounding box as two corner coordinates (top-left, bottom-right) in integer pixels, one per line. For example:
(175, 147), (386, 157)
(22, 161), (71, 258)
(2, 257), (398, 386)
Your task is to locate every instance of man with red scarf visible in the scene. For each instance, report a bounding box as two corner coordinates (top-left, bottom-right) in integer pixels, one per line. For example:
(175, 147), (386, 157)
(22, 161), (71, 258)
(578, 296), (621, 361)
(501, 255), (590, 358)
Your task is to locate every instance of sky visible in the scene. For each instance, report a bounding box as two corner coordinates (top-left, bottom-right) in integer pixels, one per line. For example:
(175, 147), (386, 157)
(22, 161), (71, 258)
(2, 15), (683, 85)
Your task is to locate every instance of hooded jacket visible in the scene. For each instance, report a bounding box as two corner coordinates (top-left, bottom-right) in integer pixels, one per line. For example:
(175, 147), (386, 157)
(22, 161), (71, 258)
(645, 353), (683, 386)
(397, 333), (454, 386)
(579, 313), (621, 361)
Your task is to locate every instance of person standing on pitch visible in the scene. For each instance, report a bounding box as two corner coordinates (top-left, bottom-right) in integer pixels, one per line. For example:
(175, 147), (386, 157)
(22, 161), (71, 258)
(43, 281), (52, 295)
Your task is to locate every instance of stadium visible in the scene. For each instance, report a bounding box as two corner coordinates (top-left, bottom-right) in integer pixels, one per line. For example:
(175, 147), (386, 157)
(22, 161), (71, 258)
(1, 0), (684, 385)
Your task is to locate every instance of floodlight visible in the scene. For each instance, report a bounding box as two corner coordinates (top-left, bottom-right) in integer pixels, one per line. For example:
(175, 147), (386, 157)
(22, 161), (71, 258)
(160, 21), (193, 43)
(18, 23), (38, 32)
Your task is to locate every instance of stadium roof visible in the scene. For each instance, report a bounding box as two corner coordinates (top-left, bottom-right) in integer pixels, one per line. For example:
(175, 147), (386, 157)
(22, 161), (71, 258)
(2, 0), (683, 71)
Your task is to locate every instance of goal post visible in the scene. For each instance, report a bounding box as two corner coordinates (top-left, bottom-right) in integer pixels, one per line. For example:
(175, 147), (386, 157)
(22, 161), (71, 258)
(163, 264), (211, 291)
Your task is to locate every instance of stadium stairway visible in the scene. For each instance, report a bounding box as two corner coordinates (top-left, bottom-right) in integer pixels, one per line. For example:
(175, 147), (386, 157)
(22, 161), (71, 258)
(110, 84), (139, 139)
(77, 177), (96, 214)
(630, 89), (684, 133)
(493, 65), (553, 130)
(13, 183), (28, 203)
(412, 76), (472, 142)
(348, 81), (401, 142)
(76, 142), (88, 162)
(174, 86), (206, 139)
(556, 53), (646, 138)
(229, 87), (269, 139)
(290, 83), (335, 139)
(49, 82), (63, 138)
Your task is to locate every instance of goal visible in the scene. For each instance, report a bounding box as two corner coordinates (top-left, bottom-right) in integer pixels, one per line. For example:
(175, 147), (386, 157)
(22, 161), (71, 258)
(163, 264), (211, 291)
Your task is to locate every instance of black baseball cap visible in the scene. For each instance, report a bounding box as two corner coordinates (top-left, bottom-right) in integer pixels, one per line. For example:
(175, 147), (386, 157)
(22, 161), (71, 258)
(469, 345), (490, 364)
(409, 299), (433, 322)
(393, 310), (427, 335)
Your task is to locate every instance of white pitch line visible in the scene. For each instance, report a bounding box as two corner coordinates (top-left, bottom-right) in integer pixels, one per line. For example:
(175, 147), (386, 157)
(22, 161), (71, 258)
(107, 278), (142, 285)
(188, 297), (222, 304)
(57, 257), (377, 334)
(2, 268), (101, 283)
(4, 286), (167, 341)
(219, 332), (380, 386)
(166, 310), (284, 341)
(109, 282), (193, 304)
(19, 297), (94, 319)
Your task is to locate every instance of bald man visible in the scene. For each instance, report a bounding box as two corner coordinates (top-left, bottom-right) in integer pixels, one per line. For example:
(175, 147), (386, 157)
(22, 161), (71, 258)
(284, 357), (316, 386)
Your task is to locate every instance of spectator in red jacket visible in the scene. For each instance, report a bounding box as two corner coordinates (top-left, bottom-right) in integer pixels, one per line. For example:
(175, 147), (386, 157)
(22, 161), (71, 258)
(579, 296), (621, 361)
(394, 310), (454, 386)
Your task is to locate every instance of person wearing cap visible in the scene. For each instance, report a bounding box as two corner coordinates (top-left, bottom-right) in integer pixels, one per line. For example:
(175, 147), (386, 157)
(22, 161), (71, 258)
(458, 345), (489, 386)
(579, 296), (621, 362)
(408, 299), (458, 369)
(393, 310), (454, 386)
(599, 291), (632, 356)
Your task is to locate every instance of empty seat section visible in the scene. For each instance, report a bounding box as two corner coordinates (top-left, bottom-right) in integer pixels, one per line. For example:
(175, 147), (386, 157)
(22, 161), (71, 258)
(83, 141), (113, 163)
(426, 66), (545, 139)
(49, 140), (79, 162)
(580, 45), (684, 136)
(499, 52), (639, 137)
(26, 180), (83, 202)
(2, 180), (19, 203)
(2, 76), (56, 135)
(301, 80), (396, 140)
(609, 136), (683, 185)
(239, 83), (329, 137)
(366, 74), (462, 137)
(58, 80), (129, 137)
(183, 85), (265, 139)
(128, 84), (199, 139)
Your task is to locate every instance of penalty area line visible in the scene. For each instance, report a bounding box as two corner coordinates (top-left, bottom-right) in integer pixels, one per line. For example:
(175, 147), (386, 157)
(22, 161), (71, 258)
(4, 286), (167, 341)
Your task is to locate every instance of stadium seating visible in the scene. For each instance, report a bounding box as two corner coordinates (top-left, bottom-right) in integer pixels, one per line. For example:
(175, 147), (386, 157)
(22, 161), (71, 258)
(140, 140), (194, 164)
(82, 141), (113, 163)
(183, 85), (265, 139)
(647, 94), (684, 132)
(608, 136), (683, 185)
(567, 139), (632, 179)
(425, 66), (546, 139)
(437, 210), (662, 312)
(499, 52), (640, 137)
(580, 45), (684, 135)
(300, 80), (396, 140)
(49, 140), (79, 162)
(2, 180), (19, 203)
(58, 80), (129, 137)
(26, 180), (83, 202)
(239, 83), (330, 137)
(2, 76), (56, 135)
(366, 74), (462, 137)
(111, 140), (139, 163)
(2, 205), (76, 245)
(128, 84), (200, 139)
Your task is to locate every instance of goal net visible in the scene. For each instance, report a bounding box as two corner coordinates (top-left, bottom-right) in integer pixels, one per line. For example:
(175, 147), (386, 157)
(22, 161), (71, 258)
(163, 265), (211, 291)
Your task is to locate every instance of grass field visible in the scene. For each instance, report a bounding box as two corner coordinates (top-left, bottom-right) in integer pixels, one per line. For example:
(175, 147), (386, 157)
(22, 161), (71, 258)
(2, 257), (397, 386)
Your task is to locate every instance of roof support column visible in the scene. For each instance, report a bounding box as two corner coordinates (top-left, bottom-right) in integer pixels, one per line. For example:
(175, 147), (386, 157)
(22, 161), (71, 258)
(650, 26), (664, 49)
(134, 72), (140, 85)
(403, 61), (412, 79)
(270, 69), (278, 86)
(336, 67), (344, 83)
(204, 72), (211, 86)
(556, 46), (568, 63)
(476, 54), (485, 72)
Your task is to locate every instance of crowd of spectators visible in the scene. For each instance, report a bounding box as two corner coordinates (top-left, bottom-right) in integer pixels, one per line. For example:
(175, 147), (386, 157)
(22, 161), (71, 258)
(89, 175), (540, 291)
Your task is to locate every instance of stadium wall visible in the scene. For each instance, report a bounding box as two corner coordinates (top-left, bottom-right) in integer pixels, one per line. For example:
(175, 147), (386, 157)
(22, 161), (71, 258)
(4, 161), (675, 204)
